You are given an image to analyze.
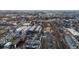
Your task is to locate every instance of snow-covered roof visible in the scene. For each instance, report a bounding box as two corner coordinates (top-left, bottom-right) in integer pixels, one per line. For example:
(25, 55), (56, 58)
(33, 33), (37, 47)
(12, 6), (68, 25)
(4, 42), (12, 46)
(66, 28), (79, 36)
(23, 23), (30, 26)
(16, 26), (27, 31)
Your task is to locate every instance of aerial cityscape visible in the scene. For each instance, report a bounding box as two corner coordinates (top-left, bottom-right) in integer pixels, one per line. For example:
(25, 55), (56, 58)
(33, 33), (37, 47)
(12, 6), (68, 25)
(0, 10), (79, 49)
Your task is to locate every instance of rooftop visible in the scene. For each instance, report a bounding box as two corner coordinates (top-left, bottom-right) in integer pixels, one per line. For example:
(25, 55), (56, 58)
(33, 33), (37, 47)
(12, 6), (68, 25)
(66, 28), (79, 36)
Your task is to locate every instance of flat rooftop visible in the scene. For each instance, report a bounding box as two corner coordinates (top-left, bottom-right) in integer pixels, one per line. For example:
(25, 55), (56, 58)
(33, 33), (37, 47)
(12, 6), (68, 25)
(66, 28), (79, 36)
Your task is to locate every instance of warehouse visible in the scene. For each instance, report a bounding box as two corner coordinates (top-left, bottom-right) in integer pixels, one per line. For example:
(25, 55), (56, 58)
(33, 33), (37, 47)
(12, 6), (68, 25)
(66, 28), (79, 41)
(26, 25), (37, 35)
(35, 25), (42, 33)
(16, 26), (29, 37)
(66, 28), (79, 36)
(23, 23), (31, 26)
(64, 28), (79, 48)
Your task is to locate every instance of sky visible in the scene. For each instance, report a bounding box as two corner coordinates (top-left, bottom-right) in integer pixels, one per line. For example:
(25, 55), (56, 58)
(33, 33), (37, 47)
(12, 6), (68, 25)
(0, 0), (79, 10)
